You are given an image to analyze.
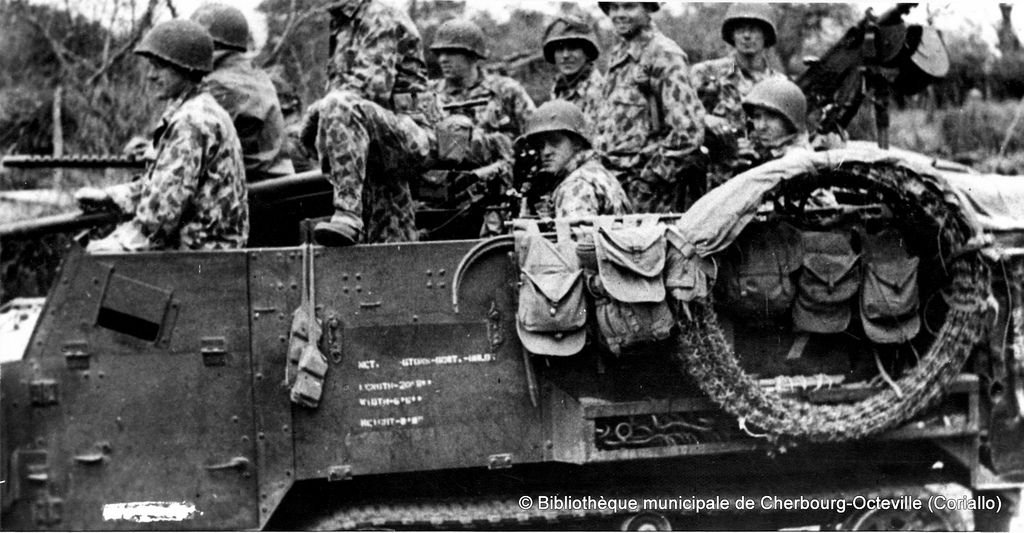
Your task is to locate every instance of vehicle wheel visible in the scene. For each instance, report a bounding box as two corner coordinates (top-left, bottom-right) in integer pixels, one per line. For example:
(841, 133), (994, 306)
(972, 489), (1020, 532)
(620, 511), (672, 531)
(838, 493), (969, 531)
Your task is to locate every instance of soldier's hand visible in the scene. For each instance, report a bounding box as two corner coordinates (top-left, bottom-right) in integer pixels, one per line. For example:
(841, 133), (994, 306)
(75, 187), (116, 213)
(704, 116), (735, 141)
(123, 136), (155, 163)
(299, 104), (322, 154)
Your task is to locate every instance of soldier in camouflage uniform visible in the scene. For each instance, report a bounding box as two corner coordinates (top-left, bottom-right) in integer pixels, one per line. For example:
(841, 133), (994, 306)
(304, 0), (440, 245)
(428, 19), (536, 235)
(522, 100), (631, 219)
(543, 16), (604, 122)
(592, 2), (705, 214)
(190, 3), (295, 181)
(74, 20), (247, 252)
(691, 4), (785, 188)
(428, 19), (536, 143)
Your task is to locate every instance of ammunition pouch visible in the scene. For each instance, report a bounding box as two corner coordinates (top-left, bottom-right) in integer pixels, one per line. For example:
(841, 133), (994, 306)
(592, 217), (673, 354)
(290, 344), (329, 408)
(591, 275), (674, 355)
(716, 221), (802, 323)
(664, 226), (717, 303)
(515, 221), (587, 356)
(793, 231), (860, 334)
(860, 228), (921, 344)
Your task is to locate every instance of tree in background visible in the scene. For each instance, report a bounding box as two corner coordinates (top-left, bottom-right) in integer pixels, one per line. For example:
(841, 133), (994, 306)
(0, 0), (164, 168)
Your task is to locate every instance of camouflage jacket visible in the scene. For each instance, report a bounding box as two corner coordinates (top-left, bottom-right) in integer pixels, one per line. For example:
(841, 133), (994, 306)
(203, 51), (294, 180)
(105, 89), (248, 251)
(691, 53), (784, 132)
(429, 69), (536, 141)
(327, 0), (429, 106)
(537, 150), (632, 218)
(592, 24), (705, 183)
(551, 63), (605, 123)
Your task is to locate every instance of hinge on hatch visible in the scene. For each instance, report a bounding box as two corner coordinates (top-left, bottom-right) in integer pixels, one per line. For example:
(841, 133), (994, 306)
(32, 492), (63, 527)
(29, 379), (59, 407)
(488, 453), (513, 470)
(327, 465), (352, 482)
(201, 337), (228, 367)
(62, 341), (89, 370)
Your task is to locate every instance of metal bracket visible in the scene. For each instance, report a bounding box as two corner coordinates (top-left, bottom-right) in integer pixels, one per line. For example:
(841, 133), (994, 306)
(326, 316), (343, 364)
(487, 453), (513, 470)
(29, 379), (59, 407)
(487, 300), (504, 349)
(200, 337), (228, 367)
(204, 456), (249, 471)
(327, 465), (352, 482)
(62, 341), (89, 370)
(73, 442), (112, 465)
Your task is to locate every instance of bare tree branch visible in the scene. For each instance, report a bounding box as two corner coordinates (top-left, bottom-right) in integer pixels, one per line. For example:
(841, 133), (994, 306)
(16, 11), (94, 74)
(86, 0), (160, 86)
(259, 4), (326, 68)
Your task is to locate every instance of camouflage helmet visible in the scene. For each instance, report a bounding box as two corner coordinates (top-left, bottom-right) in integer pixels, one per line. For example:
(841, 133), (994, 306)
(597, 2), (661, 15)
(134, 19), (214, 73)
(542, 16), (599, 64)
(722, 3), (778, 48)
(742, 77), (807, 133)
(430, 20), (488, 59)
(524, 99), (591, 147)
(190, 3), (250, 52)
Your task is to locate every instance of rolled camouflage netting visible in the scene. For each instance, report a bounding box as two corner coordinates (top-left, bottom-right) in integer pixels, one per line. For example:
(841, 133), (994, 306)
(674, 160), (992, 443)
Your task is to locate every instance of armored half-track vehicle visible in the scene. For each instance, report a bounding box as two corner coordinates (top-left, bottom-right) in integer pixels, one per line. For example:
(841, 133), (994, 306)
(2, 140), (1023, 531)
(2, 4), (1023, 531)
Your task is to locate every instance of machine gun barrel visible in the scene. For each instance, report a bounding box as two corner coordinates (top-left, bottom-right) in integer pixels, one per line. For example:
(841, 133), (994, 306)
(0, 170), (330, 239)
(2, 155), (146, 169)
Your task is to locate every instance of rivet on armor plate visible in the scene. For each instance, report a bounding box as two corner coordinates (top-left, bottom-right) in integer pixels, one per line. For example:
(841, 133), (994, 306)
(355, 273), (362, 280)
(342, 273), (348, 281)
(412, 315), (419, 322)
(549, 307), (557, 316)
(439, 269), (446, 276)
(439, 282), (447, 288)
(426, 281), (433, 288)
(426, 270), (433, 276)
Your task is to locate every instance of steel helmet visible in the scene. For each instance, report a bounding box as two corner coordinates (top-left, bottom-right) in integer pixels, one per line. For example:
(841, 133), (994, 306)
(742, 77), (807, 133)
(542, 16), (600, 64)
(598, 2), (661, 15)
(430, 20), (488, 59)
(190, 3), (250, 52)
(722, 3), (778, 48)
(524, 99), (591, 147)
(134, 19), (214, 73)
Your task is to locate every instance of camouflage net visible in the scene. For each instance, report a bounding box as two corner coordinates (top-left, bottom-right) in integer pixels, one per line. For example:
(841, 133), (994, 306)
(674, 161), (992, 443)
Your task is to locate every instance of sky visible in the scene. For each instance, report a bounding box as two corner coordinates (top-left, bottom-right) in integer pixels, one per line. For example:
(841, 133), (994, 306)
(41, 1), (1024, 55)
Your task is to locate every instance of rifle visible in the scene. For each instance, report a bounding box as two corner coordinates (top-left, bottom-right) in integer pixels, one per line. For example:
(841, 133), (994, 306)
(796, 3), (949, 149)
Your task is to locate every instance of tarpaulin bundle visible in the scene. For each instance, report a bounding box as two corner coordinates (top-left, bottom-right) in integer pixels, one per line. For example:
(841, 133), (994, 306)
(673, 151), (992, 443)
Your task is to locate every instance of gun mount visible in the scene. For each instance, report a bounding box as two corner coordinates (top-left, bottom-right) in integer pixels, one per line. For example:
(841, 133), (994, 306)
(796, 3), (950, 148)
